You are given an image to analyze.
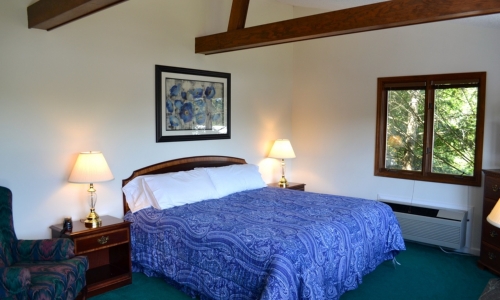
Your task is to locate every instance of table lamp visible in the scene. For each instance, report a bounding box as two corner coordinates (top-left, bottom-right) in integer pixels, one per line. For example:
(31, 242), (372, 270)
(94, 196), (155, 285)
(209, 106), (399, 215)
(487, 200), (500, 228)
(268, 139), (296, 187)
(68, 151), (114, 228)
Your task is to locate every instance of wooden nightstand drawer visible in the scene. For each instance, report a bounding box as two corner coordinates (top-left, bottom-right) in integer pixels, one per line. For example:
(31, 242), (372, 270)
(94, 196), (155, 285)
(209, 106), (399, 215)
(485, 176), (500, 200)
(74, 227), (129, 254)
(483, 224), (500, 248)
(483, 197), (497, 218)
(479, 242), (500, 273)
(482, 191), (500, 248)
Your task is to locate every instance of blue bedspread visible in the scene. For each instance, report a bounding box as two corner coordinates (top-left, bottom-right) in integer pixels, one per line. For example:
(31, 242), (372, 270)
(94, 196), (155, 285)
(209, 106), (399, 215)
(124, 187), (405, 299)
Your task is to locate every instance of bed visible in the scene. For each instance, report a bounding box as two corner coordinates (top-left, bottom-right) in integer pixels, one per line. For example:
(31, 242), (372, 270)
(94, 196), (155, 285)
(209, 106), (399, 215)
(122, 156), (405, 299)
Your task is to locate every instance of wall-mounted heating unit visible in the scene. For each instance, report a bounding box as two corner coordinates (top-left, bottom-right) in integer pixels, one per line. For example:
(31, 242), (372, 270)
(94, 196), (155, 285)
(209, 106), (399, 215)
(382, 201), (467, 249)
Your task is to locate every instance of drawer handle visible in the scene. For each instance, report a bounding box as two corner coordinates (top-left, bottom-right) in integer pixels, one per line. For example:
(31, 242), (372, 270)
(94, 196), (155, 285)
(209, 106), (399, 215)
(493, 184), (499, 192)
(489, 252), (496, 260)
(97, 236), (109, 245)
(491, 230), (498, 238)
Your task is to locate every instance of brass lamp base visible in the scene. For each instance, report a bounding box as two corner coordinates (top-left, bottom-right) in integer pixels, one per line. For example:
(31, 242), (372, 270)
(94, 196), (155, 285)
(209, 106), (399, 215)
(278, 176), (289, 188)
(84, 209), (102, 228)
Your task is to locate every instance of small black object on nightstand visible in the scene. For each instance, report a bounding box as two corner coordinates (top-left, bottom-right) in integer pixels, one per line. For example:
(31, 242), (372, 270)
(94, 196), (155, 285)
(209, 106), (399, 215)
(59, 217), (73, 237)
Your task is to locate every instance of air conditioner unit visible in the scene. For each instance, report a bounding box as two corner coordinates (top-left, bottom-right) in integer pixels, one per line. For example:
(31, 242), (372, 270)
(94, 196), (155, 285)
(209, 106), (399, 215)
(382, 201), (467, 249)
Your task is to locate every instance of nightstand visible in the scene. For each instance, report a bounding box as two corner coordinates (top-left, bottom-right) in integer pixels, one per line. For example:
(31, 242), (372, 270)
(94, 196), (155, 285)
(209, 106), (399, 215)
(268, 182), (306, 191)
(50, 215), (132, 298)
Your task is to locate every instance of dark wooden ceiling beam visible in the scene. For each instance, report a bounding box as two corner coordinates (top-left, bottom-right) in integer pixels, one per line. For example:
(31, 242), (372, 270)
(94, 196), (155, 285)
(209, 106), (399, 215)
(196, 0), (500, 55)
(27, 0), (128, 31)
(228, 0), (250, 31)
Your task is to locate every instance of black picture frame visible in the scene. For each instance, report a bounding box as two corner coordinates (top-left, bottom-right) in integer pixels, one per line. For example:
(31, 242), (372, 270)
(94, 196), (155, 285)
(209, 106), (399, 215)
(155, 65), (231, 142)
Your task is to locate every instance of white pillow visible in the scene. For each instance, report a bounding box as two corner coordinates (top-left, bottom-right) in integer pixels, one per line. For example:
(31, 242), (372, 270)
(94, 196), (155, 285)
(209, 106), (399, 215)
(144, 168), (220, 210)
(122, 176), (159, 213)
(203, 164), (266, 197)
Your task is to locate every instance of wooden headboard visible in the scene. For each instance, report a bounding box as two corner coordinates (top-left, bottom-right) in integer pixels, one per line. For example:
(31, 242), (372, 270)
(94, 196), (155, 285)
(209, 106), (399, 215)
(121, 155), (247, 214)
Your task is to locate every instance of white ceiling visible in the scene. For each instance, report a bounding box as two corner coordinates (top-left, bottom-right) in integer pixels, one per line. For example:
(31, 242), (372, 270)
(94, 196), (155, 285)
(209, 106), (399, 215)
(274, 0), (500, 29)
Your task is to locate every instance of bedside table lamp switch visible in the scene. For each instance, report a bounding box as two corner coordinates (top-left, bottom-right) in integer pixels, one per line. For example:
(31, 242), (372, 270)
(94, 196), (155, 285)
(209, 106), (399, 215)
(68, 151), (114, 228)
(268, 139), (296, 188)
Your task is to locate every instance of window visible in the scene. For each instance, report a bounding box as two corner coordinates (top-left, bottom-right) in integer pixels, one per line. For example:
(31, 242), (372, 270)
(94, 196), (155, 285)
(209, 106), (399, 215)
(374, 72), (486, 186)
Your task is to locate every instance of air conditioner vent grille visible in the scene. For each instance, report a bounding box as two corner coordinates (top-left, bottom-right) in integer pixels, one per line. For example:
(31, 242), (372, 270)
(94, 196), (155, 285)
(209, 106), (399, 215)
(398, 216), (461, 245)
(383, 202), (467, 249)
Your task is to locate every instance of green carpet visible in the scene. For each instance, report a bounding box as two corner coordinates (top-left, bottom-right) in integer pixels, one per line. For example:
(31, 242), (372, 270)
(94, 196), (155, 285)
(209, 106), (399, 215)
(92, 242), (497, 300)
(342, 242), (495, 299)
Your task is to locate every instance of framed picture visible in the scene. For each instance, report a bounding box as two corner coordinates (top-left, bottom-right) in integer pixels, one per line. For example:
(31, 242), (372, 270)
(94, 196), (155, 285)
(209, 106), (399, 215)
(155, 65), (231, 142)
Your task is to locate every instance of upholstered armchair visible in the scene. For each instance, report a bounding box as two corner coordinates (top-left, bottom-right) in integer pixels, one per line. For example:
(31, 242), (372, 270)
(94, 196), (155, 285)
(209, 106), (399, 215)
(0, 186), (88, 299)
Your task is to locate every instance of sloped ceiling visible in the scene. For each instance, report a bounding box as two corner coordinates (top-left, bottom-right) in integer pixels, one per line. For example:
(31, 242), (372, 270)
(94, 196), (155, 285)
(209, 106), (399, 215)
(275, 0), (500, 28)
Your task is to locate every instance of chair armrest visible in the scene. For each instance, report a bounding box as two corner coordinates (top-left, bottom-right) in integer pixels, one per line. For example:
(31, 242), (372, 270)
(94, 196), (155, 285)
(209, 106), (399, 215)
(0, 266), (30, 298)
(16, 239), (75, 262)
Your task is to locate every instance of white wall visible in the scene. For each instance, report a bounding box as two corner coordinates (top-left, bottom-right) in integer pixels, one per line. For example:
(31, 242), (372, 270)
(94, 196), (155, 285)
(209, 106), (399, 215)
(0, 0), (294, 239)
(291, 7), (500, 254)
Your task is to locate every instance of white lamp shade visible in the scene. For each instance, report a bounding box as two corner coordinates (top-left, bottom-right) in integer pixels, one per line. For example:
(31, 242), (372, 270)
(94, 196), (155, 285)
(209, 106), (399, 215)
(68, 151), (114, 183)
(268, 139), (296, 159)
(487, 200), (500, 228)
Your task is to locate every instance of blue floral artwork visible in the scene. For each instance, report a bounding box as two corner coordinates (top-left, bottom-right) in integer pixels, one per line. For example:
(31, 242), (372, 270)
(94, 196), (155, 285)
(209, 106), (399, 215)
(164, 78), (225, 132)
(156, 65), (230, 142)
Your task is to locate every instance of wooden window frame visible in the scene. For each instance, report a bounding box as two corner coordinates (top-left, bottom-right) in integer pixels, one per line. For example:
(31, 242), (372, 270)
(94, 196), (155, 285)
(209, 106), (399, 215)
(374, 72), (486, 186)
